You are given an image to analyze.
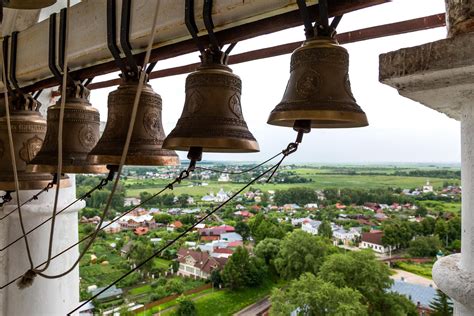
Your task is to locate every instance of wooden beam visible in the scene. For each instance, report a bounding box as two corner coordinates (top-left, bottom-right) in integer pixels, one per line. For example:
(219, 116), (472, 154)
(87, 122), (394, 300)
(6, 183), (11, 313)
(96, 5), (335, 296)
(20, 0), (389, 93)
(88, 13), (446, 91)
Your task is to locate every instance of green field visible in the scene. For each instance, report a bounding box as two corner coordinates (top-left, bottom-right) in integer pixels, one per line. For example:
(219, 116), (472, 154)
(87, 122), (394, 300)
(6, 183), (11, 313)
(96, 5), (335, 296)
(394, 262), (434, 279)
(418, 200), (461, 213)
(125, 174), (458, 198)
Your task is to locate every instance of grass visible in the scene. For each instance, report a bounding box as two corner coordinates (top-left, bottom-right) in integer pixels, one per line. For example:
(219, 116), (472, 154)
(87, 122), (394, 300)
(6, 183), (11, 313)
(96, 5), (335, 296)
(418, 200), (461, 213)
(394, 262), (434, 279)
(129, 284), (152, 296)
(125, 174), (458, 198)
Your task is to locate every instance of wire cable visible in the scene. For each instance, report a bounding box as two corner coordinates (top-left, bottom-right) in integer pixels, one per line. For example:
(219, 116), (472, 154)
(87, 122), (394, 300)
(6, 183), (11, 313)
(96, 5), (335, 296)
(69, 151), (296, 315)
(195, 151), (282, 174)
(0, 181), (54, 221)
(0, 171), (114, 252)
(0, 166), (192, 289)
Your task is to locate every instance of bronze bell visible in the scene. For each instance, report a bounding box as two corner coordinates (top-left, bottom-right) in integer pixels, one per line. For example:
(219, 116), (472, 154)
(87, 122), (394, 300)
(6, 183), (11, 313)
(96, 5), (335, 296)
(3, 0), (57, 9)
(163, 53), (259, 153)
(88, 79), (180, 166)
(267, 36), (368, 129)
(28, 86), (107, 174)
(0, 97), (69, 191)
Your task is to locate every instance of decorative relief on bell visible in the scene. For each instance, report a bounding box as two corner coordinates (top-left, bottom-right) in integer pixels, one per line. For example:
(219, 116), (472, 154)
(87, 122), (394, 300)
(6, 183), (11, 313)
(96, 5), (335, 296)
(143, 107), (162, 138)
(20, 136), (44, 163)
(185, 91), (204, 114)
(229, 93), (242, 118)
(296, 70), (321, 99)
(79, 125), (98, 150)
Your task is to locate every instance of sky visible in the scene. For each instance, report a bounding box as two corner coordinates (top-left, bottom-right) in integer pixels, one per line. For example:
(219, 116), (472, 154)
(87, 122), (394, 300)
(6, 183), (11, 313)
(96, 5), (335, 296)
(89, 0), (460, 164)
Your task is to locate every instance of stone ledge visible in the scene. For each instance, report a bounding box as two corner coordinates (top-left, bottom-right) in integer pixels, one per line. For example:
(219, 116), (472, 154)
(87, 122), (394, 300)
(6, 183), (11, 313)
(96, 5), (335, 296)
(379, 32), (474, 120)
(432, 254), (474, 310)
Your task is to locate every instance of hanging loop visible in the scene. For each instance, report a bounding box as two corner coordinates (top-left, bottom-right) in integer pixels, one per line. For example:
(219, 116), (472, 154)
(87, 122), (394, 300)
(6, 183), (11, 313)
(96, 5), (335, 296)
(120, 0), (140, 78)
(296, 0), (343, 38)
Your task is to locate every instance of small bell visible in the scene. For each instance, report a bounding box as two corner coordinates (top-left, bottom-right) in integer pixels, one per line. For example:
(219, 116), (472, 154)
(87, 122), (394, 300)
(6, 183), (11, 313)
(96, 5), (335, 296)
(88, 79), (179, 166)
(3, 0), (57, 9)
(163, 50), (259, 153)
(0, 97), (69, 191)
(267, 36), (368, 129)
(28, 86), (107, 174)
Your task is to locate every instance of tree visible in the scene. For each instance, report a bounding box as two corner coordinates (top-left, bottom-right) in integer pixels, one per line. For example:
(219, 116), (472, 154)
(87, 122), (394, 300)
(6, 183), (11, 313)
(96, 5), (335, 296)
(271, 273), (367, 316)
(210, 269), (223, 287)
(249, 214), (285, 244)
(176, 296), (197, 316)
(274, 230), (334, 280)
(435, 220), (449, 247)
(165, 278), (184, 294)
(318, 220), (333, 239)
(154, 213), (172, 225)
(429, 289), (453, 316)
(177, 194), (190, 207)
(235, 221), (250, 241)
(128, 240), (154, 276)
(318, 250), (416, 315)
(254, 238), (281, 267)
(221, 247), (265, 289)
(421, 217), (436, 235)
(408, 236), (442, 257)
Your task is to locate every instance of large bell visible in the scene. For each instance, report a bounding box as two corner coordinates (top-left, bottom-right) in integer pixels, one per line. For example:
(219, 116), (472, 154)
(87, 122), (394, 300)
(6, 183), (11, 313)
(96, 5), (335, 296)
(267, 36), (368, 129)
(88, 79), (179, 166)
(163, 56), (259, 153)
(28, 86), (107, 174)
(0, 97), (68, 191)
(3, 0), (57, 9)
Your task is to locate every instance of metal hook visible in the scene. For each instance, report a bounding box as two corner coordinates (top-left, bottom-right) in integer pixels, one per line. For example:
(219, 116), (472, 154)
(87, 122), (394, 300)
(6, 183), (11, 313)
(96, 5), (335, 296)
(58, 8), (75, 87)
(203, 0), (220, 52)
(185, 0), (205, 53)
(48, 13), (63, 83)
(9, 32), (23, 93)
(106, 0), (127, 74)
(296, 0), (315, 39)
(120, 0), (139, 78)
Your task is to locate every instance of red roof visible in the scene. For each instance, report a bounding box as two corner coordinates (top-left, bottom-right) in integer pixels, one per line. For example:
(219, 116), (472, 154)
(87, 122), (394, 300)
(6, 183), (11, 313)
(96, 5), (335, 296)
(213, 248), (233, 254)
(172, 221), (183, 228)
(210, 225), (235, 232)
(227, 241), (243, 247)
(134, 227), (149, 236)
(361, 232), (384, 246)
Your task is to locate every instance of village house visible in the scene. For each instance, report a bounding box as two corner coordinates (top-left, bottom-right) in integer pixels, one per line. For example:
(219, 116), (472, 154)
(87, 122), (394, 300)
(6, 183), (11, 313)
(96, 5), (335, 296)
(301, 220), (322, 235)
(332, 227), (361, 246)
(360, 231), (393, 254)
(176, 248), (227, 279)
(123, 197), (141, 207)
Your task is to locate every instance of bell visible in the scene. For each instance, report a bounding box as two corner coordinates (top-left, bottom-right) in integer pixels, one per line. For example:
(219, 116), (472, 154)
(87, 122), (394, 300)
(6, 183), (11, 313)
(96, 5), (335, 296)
(3, 0), (57, 9)
(163, 55), (259, 153)
(267, 36), (368, 129)
(28, 86), (108, 174)
(0, 97), (69, 191)
(88, 79), (180, 166)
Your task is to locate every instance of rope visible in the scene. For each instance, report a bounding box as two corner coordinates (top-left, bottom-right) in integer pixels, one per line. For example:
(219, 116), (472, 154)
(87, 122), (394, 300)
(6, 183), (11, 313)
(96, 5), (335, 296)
(32, 0), (163, 281)
(1, 33), (35, 270)
(31, 0), (71, 278)
(0, 166), (192, 289)
(69, 145), (298, 315)
(0, 171), (114, 252)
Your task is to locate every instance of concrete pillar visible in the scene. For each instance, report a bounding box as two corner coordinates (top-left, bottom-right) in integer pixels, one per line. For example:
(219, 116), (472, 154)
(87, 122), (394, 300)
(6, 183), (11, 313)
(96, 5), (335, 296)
(446, 0), (474, 37)
(379, 1), (474, 313)
(0, 175), (84, 316)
